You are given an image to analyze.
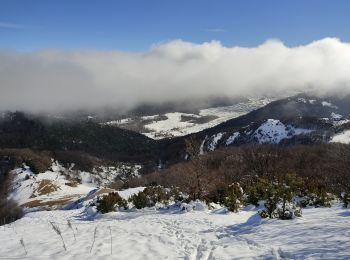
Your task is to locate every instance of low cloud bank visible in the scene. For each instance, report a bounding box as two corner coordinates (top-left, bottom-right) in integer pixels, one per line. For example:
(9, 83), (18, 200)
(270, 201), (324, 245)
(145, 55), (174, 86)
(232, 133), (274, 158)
(1, 38), (350, 112)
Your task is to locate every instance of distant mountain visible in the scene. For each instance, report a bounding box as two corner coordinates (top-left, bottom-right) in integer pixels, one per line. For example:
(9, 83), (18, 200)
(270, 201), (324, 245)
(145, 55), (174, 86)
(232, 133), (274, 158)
(2, 94), (350, 175)
(192, 94), (350, 152)
(103, 97), (275, 139)
(0, 112), (159, 164)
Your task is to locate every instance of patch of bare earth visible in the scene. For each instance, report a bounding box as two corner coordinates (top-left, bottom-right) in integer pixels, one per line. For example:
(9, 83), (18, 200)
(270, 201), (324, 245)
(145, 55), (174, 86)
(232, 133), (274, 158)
(21, 195), (78, 208)
(30, 179), (60, 198)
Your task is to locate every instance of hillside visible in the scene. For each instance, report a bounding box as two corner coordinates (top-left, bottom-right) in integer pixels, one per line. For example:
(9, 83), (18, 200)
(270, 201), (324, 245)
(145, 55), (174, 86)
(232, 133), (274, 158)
(2, 94), (350, 172)
(190, 94), (350, 152)
(0, 112), (159, 164)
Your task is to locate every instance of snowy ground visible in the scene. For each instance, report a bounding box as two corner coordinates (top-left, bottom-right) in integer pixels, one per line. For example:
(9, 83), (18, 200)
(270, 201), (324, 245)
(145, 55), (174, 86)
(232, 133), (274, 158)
(137, 98), (274, 139)
(330, 130), (350, 144)
(1, 204), (349, 259)
(8, 161), (143, 210)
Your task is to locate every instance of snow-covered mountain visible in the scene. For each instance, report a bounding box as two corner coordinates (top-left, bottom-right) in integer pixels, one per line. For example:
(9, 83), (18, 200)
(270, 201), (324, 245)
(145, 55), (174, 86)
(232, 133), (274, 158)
(2, 94), (350, 171)
(1, 94), (350, 260)
(195, 95), (350, 152)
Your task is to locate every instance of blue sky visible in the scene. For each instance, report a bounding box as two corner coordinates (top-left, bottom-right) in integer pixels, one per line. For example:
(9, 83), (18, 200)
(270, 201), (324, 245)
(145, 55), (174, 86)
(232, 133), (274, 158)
(1, 0), (350, 51)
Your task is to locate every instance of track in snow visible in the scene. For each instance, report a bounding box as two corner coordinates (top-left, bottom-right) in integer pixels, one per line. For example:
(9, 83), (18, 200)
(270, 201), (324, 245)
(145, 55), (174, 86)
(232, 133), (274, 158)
(0, 206), (350, 259)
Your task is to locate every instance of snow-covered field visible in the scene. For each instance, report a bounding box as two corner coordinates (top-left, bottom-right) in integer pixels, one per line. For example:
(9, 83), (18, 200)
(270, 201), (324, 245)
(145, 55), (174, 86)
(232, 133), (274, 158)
(1, 203), (349, 259)
(140, 98), (274, 139)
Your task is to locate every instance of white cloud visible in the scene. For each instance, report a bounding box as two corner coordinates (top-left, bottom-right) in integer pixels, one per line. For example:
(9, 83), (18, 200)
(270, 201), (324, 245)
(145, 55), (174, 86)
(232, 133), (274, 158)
(1, 37), (350, 112)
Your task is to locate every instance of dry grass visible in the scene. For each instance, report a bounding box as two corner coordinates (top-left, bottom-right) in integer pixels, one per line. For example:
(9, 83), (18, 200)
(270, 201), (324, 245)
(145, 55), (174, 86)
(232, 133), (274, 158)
(36, 180), (59, 195)
(65, 180), (79, 187)
(21, 196), (77, 208)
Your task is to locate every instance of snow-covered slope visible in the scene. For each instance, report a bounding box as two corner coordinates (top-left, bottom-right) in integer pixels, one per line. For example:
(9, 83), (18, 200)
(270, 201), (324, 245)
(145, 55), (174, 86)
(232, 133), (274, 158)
(194, 94), (350, 151)
(330, 130), (350, 144)
(105, 98), (274, 139)
(253, 119), (313, 144)
(8, 164), (95, 208)
(8, 161), (142, 209)
(201, 119), (314, 152)
(1, 203), (349, 259)
(143, 98), (273, 139)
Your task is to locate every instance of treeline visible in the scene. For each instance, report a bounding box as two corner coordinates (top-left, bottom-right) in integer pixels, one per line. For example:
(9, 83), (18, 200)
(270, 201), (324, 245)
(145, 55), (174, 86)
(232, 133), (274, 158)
(128, 144), (350, 206)
(0, 111), (159, 163)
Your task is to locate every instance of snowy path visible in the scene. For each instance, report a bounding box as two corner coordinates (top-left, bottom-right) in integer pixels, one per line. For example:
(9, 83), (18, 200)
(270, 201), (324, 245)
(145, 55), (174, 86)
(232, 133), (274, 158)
(0, 206), (350, 259)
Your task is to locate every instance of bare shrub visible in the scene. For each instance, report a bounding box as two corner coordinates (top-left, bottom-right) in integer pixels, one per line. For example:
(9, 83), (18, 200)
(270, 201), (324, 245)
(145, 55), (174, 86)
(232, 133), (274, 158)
(133, 144), (350, 213)
(0, 165), (23, 225)
(0, 148), (52, 174)
(0, 199), (23, 226)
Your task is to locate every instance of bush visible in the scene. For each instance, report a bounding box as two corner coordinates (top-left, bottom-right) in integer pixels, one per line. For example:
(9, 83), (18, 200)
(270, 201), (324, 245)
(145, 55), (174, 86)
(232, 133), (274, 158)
(262, 184), (280, 218)
(299, 189), (333, 208)
(224, 183), (243, 212)
(96, 192), (127, 213)
(143, 186), (170, 204)
(257, 174), (303, 219)
(277, 173), (303, 219)
(129, 191), (149, 209)
(245, 177), (271, 206)
(204, 182), (228, 205)
(0, 199), (23, 226)
(0, 149), (51, 174)
(167, 186), (185, 202)
(129, 186), (178, 209)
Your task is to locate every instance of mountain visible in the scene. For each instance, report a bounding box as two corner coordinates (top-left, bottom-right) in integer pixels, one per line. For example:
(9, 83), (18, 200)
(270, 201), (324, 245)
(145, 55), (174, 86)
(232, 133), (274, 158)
(0, 112), (159, 165)
(104, 97), (274, 139)
(1, 94), (350, 176)
(192, 94), (350, 152)
(42, 97), (274, 140)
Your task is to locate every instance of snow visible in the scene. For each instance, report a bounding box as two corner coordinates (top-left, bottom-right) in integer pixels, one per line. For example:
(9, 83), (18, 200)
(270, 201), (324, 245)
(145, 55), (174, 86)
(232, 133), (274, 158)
(322, 101), (338, 109)
(9, 166), (95, 207)
(79, 171), (93, 183)
(104, 118), (133, 125)
(328, 113), (350, 126)
(199, 136), (208, 155)
(309, 99), (316, 104)
(226, 132), (240, 145)
(117, 187), (145, 200)
(143, 98), (274, 139)
(333, 119), (350, 126)
(9, 161), (97, 207)
(1, 203), (349, 259)
(253, 119), (313, 144)
(297, 97), (307, 103)
(208, 133), (224, 151)
(330, 130), (350, 144)
(331, 112), (343, 120)
(320, 116), (350, 126)
(92, 164), (141, 185)
(143, 112), (197, 138)
(7, 160), (144, 211)
(141, 115), (159, 120)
